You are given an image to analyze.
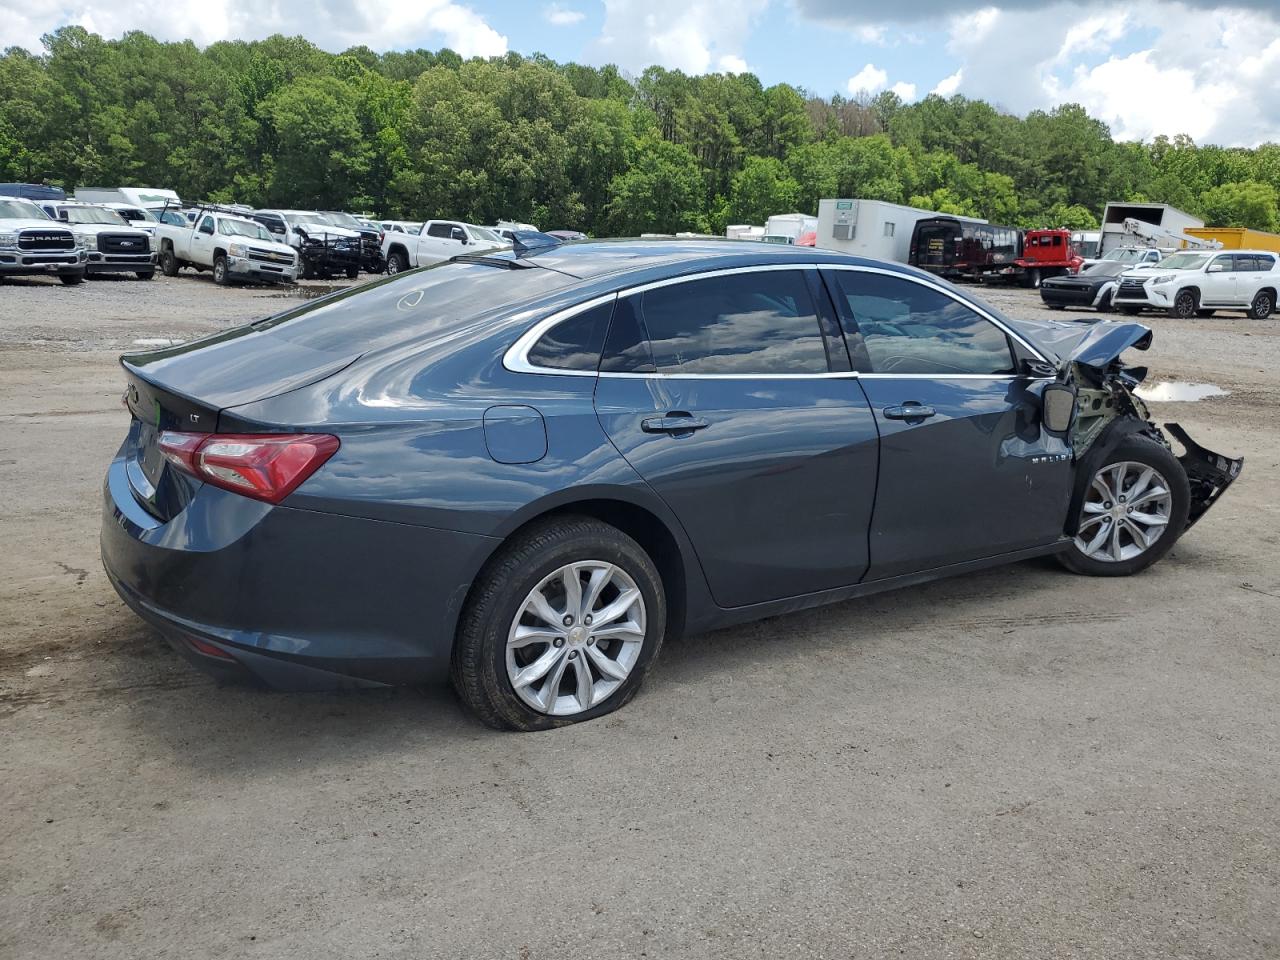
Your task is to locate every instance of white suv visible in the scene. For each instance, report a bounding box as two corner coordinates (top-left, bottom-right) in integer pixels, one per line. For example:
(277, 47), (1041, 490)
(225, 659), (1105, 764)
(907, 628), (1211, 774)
(1113, 249), (1278, 319)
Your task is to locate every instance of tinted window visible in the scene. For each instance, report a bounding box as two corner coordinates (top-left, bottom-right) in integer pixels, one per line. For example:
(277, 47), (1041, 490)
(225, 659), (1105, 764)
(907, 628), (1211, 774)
(600, 296), (656, 373)
(830, 271), (1015, 375)
(527, 300), (613, 371)
(638, 271), (828, 374)
(1208, 256), (1234, 272)
(1258, 254), (1276, 271)
(427, 222), (458, 239)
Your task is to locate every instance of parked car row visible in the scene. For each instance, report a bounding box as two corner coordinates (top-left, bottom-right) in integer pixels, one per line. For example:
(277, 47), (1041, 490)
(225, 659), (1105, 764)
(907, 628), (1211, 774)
(1041, 247), (1278, 319)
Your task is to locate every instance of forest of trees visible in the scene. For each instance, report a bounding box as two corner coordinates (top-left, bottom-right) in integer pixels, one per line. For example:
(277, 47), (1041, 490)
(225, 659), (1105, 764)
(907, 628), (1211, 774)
(5, 26), (1280, 236)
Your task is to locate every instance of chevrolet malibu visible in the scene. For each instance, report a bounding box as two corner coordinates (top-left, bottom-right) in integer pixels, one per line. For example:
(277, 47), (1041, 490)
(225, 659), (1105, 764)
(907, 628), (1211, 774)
(102, 241), (1242, 730)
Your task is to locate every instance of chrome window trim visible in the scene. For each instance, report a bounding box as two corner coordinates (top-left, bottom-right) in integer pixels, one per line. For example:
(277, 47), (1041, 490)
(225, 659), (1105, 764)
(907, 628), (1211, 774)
(502, 261), (1051, 378)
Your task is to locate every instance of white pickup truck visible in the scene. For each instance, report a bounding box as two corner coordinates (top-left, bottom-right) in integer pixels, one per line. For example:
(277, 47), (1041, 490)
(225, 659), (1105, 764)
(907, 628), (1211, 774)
(48, 202), (155, 279)
(383, 220), (504, 275)
(0, 195), (87, 284)
(156, 208), (298, 285)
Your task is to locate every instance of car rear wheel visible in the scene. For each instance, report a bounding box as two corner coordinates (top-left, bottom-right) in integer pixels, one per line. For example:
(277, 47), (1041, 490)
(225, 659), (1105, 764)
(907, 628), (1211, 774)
(1169, 289), (1198, 319)
(452, 517), (666, 731)
(386, 251), (408, 275)
(345, 266), (359, 280)
(1249, 290), (1274, 319)
(1058, 437), (1189, 577)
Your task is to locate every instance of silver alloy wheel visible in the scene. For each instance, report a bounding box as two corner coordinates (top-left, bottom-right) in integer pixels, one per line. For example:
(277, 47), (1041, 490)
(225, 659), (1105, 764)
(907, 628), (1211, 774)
(506, 561), (646, 716)
(1074, 460), (1173, 562)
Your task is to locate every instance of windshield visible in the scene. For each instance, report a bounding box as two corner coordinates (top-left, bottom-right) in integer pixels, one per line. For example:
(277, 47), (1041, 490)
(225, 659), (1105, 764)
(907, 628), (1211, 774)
(218, 218), (272, 241)
(63, 206), (128, 225)
(1158, 253), (1210, 271)
(290, 213), (331, 227)
(1102, 248), (1153, 263)
(469, 225), (502, 243)
(0, 198), (50, 219)
(323, 212), (364, 229)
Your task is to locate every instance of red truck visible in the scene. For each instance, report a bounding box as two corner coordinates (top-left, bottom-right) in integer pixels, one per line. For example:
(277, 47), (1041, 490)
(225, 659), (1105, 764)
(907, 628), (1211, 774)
(984, 228), (1083, 287)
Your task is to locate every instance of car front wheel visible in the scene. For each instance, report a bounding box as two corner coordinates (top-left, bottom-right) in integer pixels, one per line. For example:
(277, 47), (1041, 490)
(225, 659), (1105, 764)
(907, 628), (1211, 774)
(452, 517), (666, 731)
(1169, 289), (1198, 319)
(1058, 436), (1190, 577)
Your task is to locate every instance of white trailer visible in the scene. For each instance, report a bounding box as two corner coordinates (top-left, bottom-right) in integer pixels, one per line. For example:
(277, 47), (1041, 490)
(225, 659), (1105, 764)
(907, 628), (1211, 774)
(1099, 202), (1203, 254)
(73, 186), (183, 211)
(725, 224), (765, 241)
(815, 199), (985, 263)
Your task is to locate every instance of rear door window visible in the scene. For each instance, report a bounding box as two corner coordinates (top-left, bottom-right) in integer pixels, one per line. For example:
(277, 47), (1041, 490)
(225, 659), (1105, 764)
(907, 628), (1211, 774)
(636, 270), (830, 375)
(827, 270), (1015, 376)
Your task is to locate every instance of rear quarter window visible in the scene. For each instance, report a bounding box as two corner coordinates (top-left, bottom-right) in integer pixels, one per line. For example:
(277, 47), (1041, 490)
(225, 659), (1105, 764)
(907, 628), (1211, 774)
(526, 301), (613, 371)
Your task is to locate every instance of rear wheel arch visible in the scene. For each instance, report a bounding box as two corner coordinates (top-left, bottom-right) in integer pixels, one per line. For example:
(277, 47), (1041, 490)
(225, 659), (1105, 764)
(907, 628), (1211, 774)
(474, 496), (691, 643)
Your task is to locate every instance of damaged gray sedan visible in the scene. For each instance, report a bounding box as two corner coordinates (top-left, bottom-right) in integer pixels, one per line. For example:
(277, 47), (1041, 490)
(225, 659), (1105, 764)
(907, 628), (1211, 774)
(102, 243), (1242, 729)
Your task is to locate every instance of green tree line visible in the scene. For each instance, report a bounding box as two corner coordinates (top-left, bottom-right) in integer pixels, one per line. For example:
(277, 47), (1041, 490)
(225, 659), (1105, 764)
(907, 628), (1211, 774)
(4, 26), (1280, 234)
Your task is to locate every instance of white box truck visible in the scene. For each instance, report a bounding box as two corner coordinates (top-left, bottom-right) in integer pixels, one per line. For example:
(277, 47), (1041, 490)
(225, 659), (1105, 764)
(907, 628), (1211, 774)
(1098, 202), (1203, 255)
(815, 199), (986, 263)
(763, 213), (817, 244)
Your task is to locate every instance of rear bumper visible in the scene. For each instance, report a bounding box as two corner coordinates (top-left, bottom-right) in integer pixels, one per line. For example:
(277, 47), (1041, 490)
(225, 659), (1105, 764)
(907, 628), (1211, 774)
(101, 454), (498, 690)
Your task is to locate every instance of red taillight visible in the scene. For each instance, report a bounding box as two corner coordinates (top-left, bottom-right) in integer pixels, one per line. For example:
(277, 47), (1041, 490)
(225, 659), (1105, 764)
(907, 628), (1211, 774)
(158, 432), (339, 504)
(187, 636), (236, 660)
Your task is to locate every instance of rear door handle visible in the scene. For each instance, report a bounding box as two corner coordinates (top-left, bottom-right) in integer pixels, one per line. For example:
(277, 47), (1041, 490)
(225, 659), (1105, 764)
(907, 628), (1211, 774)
(641, 415), (709, 435)
(883, 403), (937, 421)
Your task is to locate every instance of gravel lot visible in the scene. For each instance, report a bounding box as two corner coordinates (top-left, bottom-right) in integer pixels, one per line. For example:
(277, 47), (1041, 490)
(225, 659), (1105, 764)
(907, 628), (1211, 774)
(1, 268), (1278, 959)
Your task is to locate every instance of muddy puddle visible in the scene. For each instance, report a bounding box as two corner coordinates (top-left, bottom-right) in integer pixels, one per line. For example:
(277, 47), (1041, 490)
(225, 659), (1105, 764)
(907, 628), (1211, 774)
(1136, 381), (1230, 402)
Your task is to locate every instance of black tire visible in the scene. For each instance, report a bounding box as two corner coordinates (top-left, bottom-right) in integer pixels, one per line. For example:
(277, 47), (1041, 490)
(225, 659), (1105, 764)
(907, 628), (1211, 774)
(386, 250), (408, 276)
(345, 265), (359, 280)
(58, 272), (84, 286)
(451, 516), (667, 731)
(160, 249), (179, 277)
(1046, 304), (1065, 310)
(1196, 309), (1215, 318)
(213, 255), (230, 285)
(1118, 305), (1142, 315)
(1027, 268), (1042, 289)
(136, 270), (154, 281)
(1096, 289), (1115, 313)
(1057, 435), (1190, 578)
(301, 260), (316, 280)
(1248, 290), (1274, 319)
(1169, 288), (1198, 319)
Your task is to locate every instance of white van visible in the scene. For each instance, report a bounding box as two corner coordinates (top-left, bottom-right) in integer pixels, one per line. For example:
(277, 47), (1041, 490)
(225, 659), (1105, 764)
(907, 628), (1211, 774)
(73, 187), (182, 212)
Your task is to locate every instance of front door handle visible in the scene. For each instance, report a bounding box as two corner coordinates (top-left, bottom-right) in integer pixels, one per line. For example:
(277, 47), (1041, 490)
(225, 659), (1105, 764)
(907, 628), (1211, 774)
(641, 415), (709, 435)
(883, 403), (937, 421)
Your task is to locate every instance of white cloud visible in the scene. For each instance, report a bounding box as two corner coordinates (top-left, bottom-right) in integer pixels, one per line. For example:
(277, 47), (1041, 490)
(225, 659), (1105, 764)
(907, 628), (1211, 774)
(890, 80), (916, 100)
(718, 54), (749, 73)
(846, 62), (888, 94)
(591, 0), (766, 74)
(932, 69), (962, 97)
(0, 0), (509, 58)
(916, 1), (1280, 144)
(543, 3), (586, 26)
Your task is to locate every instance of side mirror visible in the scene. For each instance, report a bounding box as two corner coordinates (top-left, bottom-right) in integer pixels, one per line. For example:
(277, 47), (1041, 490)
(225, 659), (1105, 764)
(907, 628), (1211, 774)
(1207, 262), (1227, 273)
(1042, 383), (1076, 434)
(1020, 358), (1058, 379)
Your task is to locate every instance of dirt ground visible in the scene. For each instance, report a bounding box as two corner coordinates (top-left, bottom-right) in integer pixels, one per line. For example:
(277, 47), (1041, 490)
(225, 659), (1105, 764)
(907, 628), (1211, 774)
(1, 269), (1278, 959)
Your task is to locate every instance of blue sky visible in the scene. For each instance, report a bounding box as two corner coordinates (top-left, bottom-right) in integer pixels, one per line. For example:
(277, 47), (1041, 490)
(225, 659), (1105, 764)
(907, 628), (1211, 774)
(4, 1), (1279, 145)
